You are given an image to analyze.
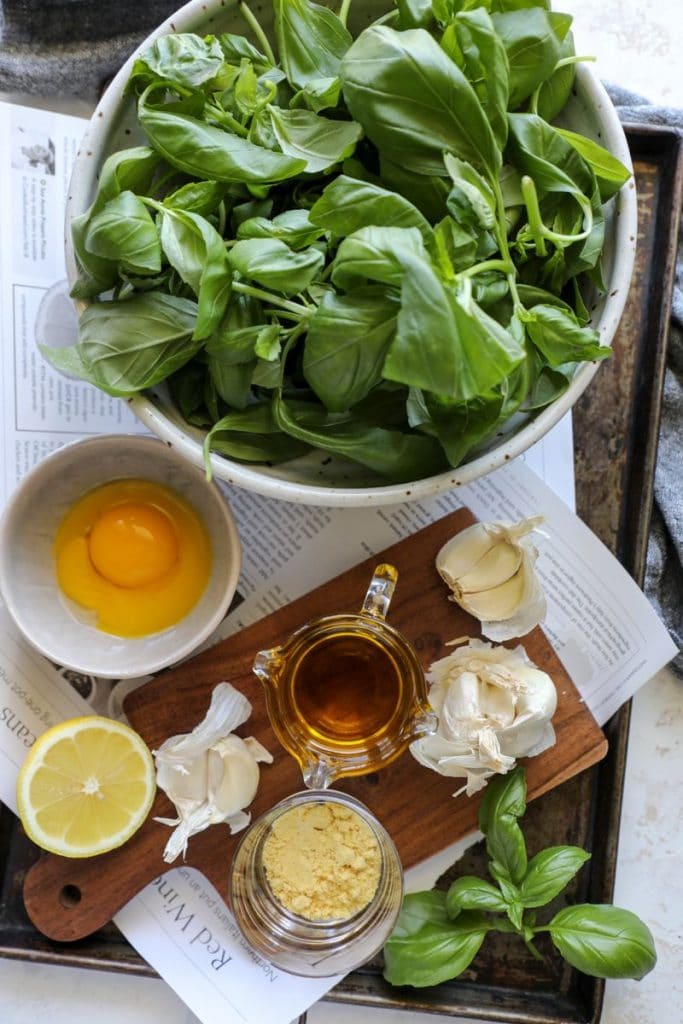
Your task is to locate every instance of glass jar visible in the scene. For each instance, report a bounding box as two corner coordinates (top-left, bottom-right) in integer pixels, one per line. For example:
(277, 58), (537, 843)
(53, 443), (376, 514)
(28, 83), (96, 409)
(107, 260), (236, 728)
(229, 790), (404, 977)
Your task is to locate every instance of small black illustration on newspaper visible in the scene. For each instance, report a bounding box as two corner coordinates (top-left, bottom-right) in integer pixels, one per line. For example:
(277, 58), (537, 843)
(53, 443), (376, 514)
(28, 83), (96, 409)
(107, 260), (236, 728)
(12, 125), (56, 175)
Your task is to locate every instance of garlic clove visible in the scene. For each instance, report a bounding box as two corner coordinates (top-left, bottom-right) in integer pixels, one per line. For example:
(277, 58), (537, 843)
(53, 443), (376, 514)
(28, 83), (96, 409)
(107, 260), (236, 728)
(457, 540), (522, 594)
(156, 753), (209, 805)
(436, 523), (497, 587)
(481, 568), (547, 642)
(153, 682), (273, 863)
(436, 516), (547, 640)
(208, 735), (272, 818)
(155, 683), (252, 764)
(463, 566), (527, 621)
(497, 666), (557, 757)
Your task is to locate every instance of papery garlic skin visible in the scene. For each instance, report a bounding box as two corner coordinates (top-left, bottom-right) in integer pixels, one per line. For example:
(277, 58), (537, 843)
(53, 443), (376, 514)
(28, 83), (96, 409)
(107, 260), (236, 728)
(410, 639), (557, 797)
(154, 682), (273, 863)
(436, 517), (547, 641)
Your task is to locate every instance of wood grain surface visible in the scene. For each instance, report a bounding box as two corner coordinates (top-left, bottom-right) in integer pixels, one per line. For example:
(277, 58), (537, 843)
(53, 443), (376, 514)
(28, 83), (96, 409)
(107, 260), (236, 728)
(23, 507), (607, 942)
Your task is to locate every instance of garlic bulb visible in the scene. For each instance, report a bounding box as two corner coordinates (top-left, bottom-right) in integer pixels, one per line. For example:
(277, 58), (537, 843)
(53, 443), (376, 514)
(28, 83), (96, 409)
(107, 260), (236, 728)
(153, 682), (272, 863)
(410, 639), (557, 797)
(436, 517), (546, 640)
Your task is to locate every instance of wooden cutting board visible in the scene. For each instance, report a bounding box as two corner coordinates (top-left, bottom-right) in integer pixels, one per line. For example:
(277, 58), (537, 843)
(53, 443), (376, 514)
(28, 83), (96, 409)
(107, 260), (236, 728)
(23, 507), (607, 942)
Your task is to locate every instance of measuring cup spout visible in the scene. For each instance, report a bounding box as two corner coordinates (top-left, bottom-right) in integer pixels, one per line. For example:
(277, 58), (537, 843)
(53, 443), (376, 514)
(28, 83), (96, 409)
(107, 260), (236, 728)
(253, 648), (282, 684)
(360, 564), (398, 622)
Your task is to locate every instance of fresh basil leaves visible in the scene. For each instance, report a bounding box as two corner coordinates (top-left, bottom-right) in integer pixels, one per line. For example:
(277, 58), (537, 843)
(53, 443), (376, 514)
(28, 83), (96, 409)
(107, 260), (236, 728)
(383, 767), (657, 986)
(61, 0), (630, 483)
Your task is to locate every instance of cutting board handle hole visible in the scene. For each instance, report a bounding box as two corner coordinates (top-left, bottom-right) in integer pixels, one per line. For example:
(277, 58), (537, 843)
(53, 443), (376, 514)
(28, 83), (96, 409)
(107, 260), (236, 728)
(59, 884), (82, 909)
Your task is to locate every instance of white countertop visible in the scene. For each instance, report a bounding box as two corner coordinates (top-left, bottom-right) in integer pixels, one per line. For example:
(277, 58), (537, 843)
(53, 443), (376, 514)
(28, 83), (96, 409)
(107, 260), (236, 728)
(1, 2), (681, 1022)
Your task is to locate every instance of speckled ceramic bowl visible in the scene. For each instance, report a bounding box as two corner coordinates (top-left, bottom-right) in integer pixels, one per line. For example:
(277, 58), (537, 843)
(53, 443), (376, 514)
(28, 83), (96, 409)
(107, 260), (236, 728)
(65, 0), (637, 508)
(0, 435), (241, 677)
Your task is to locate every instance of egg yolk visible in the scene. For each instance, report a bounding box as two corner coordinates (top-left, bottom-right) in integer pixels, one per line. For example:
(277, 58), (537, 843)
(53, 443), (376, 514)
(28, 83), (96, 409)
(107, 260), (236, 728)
(54, 480), (211, 638)
(88, 502), (178, 588)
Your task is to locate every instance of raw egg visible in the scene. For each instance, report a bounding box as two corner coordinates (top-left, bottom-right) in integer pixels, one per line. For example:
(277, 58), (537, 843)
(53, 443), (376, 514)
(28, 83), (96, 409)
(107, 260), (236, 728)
(53, 479), (211, 637)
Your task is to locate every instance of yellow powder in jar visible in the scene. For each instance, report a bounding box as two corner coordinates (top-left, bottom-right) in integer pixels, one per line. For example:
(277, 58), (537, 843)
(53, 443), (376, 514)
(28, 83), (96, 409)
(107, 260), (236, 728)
(261, 801), (381, 921)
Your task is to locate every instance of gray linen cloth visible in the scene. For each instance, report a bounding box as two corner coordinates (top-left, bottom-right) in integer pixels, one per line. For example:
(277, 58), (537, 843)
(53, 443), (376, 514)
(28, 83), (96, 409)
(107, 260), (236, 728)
(608, 87), (682, 675)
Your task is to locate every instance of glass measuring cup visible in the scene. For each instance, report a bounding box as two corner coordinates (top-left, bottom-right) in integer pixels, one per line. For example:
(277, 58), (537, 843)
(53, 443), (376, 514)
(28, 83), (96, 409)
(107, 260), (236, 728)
(253, 564), (436, 788)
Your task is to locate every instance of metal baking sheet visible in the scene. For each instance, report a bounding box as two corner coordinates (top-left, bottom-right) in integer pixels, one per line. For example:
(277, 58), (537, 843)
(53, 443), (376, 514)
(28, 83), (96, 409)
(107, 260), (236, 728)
(1, 124), (682, 1024)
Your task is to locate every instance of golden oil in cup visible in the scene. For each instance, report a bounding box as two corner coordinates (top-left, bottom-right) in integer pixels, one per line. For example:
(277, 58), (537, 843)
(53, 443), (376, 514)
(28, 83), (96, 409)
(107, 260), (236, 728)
(253, 564), (436, 788)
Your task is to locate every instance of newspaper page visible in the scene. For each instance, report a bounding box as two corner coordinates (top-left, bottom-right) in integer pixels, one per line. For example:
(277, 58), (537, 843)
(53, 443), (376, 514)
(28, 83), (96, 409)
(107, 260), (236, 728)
(0, 101), (144, 509)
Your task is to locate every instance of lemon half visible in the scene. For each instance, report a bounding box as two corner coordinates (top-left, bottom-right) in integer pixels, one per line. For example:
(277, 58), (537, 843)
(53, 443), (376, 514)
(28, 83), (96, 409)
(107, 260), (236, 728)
(17, 716), (156, 858)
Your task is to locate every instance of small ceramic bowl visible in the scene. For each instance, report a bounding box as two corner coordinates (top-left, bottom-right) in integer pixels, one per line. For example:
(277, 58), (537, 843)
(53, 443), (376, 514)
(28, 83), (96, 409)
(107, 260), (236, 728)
(0, 435), (241, 678)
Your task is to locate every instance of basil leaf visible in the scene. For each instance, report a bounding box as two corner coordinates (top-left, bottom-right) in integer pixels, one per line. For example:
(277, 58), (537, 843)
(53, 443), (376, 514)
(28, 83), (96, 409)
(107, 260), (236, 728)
(204, 405), (310, 464)
(163, 180), (230, 216)
(441, 8), (509, 150)
(383, 265), (525, 401)
(519, 846), (591, 908)
(39, 344), (97, 385)
(218, 33), (272, 71)
(490, 1), (551, 9)
(379, 156), (450, 222)
(507, 113), (593, 199)
(341, 26), (501, 178)
(446, 877), (508, 915)
(233, 60), (276, 119)
(331, 225), (428, 290)
(95, 146), (161, 206)
(396, 0), (435, 29)
(491, 8), (561, 109)
(274, 0), (352, 89)
(444, 154), (497, 229)
(237, 209), (324, 249)
(84, 190), (161, 276)
(412, 387), (505, 466)
(78, 292), (200, 395)
(290, 76), (342, 113)
(310, 175), (432, 242)
(478, 766), (528, 885)
(304, 289), (399, 411)
(158, 209), (232, 340)
(231, 197), (274, 228)
(524, 365), (570, 410)
(204, 292), (264, 365)
(229, 238), (324, 295)
(267, 106), (363, 174)
(273, 395), (448, 481)
(70, 146), (160, 296)
(432, 217), (478, 273)
(254, 324), (282, 361)
(548, 905), (657, 980)
(208, 358), (254, 409)
(139, 104), (306, 184)
(135, 34), (225, 90)
(524, 304), (610, 366)
(556, 128), (631, 202)
(383, 899), (490, 988)
(536, 29), (576, 122)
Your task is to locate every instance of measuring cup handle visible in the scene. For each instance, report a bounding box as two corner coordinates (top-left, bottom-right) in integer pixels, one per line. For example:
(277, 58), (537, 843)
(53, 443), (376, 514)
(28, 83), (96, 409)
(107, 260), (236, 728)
(360, 563), (398, 621)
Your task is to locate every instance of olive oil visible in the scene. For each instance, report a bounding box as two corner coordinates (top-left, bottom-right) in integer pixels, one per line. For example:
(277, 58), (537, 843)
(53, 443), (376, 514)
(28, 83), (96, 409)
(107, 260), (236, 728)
(253, 565), (436, 786)
(290, 630), (404, 748)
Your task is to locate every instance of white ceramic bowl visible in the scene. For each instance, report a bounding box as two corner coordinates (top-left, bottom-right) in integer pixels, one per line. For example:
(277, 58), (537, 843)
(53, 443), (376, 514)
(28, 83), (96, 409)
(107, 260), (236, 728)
(0, 435), (241, 678)
(65, 0), (637, 508)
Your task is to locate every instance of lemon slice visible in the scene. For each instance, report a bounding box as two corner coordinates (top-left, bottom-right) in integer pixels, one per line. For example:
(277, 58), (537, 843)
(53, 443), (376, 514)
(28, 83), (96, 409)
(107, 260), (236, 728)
(17, 716), (156, 858)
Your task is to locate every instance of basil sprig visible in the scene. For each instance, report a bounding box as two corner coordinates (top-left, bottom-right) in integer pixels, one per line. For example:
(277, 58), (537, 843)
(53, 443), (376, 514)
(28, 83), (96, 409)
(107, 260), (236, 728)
(59, 0), (629, 483)
(383, 767), (657, 986)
